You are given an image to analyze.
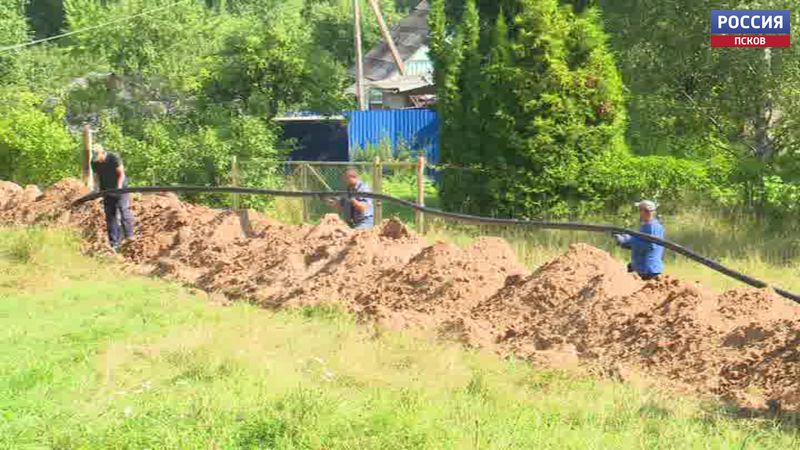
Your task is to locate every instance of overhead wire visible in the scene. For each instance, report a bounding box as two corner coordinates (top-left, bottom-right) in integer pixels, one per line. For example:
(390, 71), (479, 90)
(0, 0), (193, 54)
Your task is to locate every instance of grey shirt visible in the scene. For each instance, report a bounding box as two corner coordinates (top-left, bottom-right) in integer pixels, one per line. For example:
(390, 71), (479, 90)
(339, 181), (374, 227)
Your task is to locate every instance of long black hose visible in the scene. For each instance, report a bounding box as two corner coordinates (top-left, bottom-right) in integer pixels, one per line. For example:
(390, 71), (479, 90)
(72, 186), (800, 304)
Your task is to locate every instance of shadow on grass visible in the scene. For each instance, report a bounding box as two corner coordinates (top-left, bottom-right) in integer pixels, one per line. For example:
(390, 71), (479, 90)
(705, 401), (800, 434)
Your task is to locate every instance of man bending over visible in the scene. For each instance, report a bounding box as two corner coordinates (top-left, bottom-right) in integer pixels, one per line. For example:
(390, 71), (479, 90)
(327, 167), (374, 230)
(91, 144), (135, 251)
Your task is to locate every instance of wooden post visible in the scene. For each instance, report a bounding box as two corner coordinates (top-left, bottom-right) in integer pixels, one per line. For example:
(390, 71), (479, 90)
(353, 0), (367, 111)
(231, 155), (240, 211)
(367, 0), (405, 76)
(301, 163), (310, 222)
(373, 156), (383, 224)
(416, 155), (425, 233)
(82, 124), (94, 190)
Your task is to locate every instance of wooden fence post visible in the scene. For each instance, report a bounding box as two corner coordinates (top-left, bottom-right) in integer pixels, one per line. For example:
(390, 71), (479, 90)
(82, 124), (94, 190)
(373, 156), (383, 224)
(416, 155), (425, 233)
(301, 163), (310, 222)
(231, 155), (240, 211)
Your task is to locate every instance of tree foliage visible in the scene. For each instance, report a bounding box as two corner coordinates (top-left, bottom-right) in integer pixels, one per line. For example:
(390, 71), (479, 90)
(0, 89), (78, 185)
(0, 0), (30, 83)
(600, 0), (800, 213)
(434, 0), (628, 216)
(0, 0), (383, 208)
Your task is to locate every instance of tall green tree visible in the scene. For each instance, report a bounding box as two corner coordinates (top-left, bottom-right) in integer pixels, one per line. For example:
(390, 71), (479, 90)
(433, 0), (627, 216)
(0, 88), (78, 185)
(600, 0), (800, 211)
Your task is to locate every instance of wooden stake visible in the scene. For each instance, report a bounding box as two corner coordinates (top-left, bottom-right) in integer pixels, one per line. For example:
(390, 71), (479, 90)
(354, 0), (367, 111)
(301, 163), (310, 222)
(82, 124), (94, 190)
(416, 155), (425, 233)
(373, 156), (383, 224)
(231, 155), (240, 211)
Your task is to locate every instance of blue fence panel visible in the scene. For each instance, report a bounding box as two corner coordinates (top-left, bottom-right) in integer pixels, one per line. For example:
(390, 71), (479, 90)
(346, 109), (440, 163)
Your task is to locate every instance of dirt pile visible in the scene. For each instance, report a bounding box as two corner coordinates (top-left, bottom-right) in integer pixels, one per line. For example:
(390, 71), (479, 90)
(271, 218), (426, 309)
(1, 179), (80, 225)
(355, 237), (526, 333)
(2, 179), (799, 411)
(469, 244), (644, 352)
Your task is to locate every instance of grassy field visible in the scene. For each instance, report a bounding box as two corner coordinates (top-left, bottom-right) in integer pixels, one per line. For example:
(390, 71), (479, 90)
(0, 228), (798, 449)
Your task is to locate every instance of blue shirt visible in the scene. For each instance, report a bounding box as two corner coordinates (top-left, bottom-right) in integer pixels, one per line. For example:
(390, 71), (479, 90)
(620, 219), (665, 275)
(339, 181), (374, 229)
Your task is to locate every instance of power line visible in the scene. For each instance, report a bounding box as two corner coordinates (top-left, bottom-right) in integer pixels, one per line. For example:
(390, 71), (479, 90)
(0, 0), (193, 54)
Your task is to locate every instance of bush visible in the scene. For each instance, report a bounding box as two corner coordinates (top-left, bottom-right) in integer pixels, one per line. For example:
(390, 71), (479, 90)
(99, 114), (284, 209)
(0, 90), (79, 185)
(581, 153), (713, 214)
(761, 176), (800, 215)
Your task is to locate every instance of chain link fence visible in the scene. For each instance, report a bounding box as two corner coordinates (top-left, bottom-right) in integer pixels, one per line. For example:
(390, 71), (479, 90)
(235, 158), (432, 229)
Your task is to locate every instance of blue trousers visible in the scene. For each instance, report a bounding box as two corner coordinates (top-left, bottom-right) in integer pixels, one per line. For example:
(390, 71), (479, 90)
(103, 194), (135, 247)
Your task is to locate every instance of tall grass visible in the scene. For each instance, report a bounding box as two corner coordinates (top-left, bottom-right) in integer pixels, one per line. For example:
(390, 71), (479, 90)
(0, 228), (797, 448)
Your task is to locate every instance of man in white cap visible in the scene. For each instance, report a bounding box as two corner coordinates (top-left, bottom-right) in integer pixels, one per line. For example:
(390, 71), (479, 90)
(613, 200), (664, 280)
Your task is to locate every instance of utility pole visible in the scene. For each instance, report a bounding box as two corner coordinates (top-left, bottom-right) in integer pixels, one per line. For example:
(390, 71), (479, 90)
(367, 0), (405, 76)
(354, 0), (367, 111)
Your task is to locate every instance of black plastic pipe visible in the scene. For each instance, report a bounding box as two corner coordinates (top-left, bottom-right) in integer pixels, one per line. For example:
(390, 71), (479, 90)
(72, 186), (800, 304)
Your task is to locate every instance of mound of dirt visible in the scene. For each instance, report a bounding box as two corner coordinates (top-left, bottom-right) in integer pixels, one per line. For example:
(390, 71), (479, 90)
(191, 214), (354, 303)
(0, 181), (23, 210)
(0, 179), (79, 225)
(356, 237), (526, 332)
(272, 218), (426, 308)
(2, 178), (800, 411)
(469, 244), (643, 351)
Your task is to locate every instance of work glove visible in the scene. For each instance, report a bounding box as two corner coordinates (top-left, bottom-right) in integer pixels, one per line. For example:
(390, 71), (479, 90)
(612, 233), (625, 245)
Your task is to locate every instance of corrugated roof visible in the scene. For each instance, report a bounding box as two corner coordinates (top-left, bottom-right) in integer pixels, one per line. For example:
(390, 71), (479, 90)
(368, 74), (433, 92)
(363, 0), (430, 81)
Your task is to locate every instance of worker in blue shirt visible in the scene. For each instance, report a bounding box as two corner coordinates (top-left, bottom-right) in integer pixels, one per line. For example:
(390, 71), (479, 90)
(613, 200), (664, 280)
(326, 167), (374, 230)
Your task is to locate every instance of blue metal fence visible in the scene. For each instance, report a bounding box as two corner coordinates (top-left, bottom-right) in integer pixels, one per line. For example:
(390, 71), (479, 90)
(346, 109), (439, 162)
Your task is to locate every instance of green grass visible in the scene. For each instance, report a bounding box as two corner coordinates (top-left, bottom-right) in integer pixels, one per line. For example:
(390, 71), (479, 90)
(0, 228), (798, 448)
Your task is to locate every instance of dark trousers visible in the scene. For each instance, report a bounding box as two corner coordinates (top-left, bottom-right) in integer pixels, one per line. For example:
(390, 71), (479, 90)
(103, 194), (135, 247)
(627, 263), (660, 281)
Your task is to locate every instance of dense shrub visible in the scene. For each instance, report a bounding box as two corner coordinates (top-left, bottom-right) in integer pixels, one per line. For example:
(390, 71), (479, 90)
(0, 90), (79, 185)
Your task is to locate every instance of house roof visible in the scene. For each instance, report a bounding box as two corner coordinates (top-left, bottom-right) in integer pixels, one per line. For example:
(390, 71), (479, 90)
(363, 0), (430, 81)
(368, 74), (433, 93)
(345, 74), (433, 95)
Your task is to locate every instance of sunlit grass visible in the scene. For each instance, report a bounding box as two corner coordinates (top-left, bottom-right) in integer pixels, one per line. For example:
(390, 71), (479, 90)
(1, 228), (797, 448)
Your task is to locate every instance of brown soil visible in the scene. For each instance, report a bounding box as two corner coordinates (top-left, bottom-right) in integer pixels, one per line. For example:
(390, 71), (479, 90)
(2, 179), (799, 411)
